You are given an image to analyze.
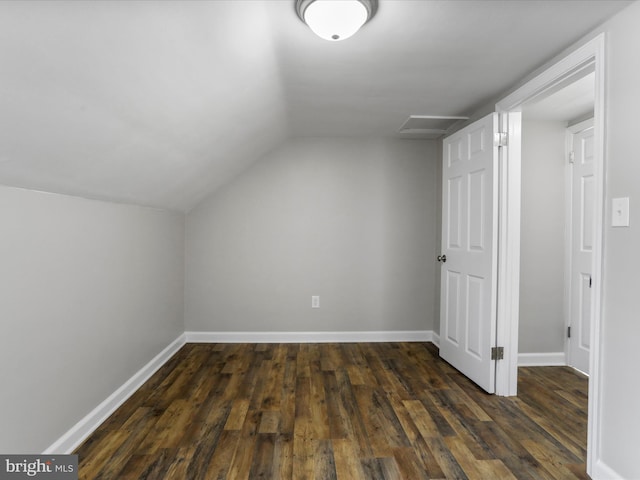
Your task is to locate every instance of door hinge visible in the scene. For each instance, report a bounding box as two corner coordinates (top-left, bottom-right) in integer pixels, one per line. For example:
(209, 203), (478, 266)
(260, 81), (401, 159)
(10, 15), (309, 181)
(569, 151), (575, 164)
(494, 132), (508, 147)
(568, 326), (571, 338)
(491, 346), (504, 360)
(589, 275), (592, 288)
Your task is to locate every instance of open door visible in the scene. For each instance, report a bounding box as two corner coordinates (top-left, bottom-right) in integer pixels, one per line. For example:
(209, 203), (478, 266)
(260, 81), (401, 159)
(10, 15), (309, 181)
(567, 119), (595, 375)
(438, 112), (499, 393)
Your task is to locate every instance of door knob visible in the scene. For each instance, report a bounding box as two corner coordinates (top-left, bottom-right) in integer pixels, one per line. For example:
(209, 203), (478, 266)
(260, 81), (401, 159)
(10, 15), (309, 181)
(437, 254), (447, 263)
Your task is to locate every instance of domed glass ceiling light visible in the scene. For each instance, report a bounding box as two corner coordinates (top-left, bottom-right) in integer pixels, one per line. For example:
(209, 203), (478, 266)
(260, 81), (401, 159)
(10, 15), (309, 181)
(295, 0), (378, 42)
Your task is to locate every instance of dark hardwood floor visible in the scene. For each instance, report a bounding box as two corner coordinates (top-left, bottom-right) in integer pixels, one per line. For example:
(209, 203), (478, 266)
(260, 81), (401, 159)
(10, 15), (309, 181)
(75, 342), (588, 479)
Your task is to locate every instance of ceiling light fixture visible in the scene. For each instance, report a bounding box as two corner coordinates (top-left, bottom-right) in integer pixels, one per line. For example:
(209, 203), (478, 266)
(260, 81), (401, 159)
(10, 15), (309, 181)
(295, 0), (378, 42)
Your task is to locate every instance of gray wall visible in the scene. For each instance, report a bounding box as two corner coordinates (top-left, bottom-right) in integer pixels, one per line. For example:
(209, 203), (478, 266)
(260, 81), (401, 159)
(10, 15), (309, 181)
(499, 1), (640, 474)
(185, 137), (440, 333)
(596, 1), (640, 476)
(0, 186), (184, 453)
(519, 119), (567, 353)
(433, 141), (443, 335)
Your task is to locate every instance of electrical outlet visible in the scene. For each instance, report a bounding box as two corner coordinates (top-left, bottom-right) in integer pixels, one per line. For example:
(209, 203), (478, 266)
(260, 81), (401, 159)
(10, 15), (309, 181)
(311, 296), (320, 308)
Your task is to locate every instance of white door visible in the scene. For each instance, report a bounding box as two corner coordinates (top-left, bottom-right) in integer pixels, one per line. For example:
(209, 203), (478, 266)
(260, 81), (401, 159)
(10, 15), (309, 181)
(567, 120), (594, 374)
(439, 113), (499, 393)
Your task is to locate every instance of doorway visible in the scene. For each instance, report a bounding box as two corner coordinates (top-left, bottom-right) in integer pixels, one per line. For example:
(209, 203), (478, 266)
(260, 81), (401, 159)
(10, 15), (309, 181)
(495, 34), (605, 477)
(519, 71), (595, 375)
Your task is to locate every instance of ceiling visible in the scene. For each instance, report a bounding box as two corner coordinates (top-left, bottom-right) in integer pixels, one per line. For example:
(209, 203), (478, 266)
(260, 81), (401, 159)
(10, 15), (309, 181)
(523, 72), (595, 122)
(0, 0), (632, 211)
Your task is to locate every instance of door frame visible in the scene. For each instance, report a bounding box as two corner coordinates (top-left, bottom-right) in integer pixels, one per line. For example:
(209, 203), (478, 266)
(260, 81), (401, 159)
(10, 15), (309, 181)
(494, 33), (605, 476)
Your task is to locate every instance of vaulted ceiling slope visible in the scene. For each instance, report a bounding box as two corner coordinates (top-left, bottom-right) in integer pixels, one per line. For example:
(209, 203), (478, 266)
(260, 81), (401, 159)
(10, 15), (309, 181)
(0, 1), (289, 211)
(0, 1), (632, 211)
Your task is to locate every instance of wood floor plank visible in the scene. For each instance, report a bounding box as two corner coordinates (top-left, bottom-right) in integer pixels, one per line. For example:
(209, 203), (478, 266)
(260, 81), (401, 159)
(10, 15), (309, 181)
(388, 393), (421, 443)
(313, 439), (338, 480)
(75, 342), (589, 479)
(224, 399), (250, 431)
(472, 418), (556, 480)
(475, 459), (518, 480)
(160, 446), (193, 480)
(343, 345), (378, 386)
(411, 432), (448, 478)
(361, 343), (412, 398)
(332, 438), (366, 480)
(279, 350), (297, 435)
(202, 429), (239, 479)
(444, 436), (490, 480)
(380, 456), (403, 479)
(77, 430), (129, 479)
(309, 366), (330, 440)
(86, 407), (159, 479)
(183, 418), (228, 479)
(323, 371), (350, 439)
(110, 454), (151, 480)
(134, 399), (192, 454)
(354, 386), (410, 457)
(258, 410), (280, 434)
(334, 367), (374, 458)
(522, 438), (589, 480)
(292, 421), (314, 480)
(260, 345), (286, 410)
(225, 409), (261, 480)
(360, 457), (388, 479)
(319, 343), (343, 372)
(403, 398), (441, 438)
(248, 433), (276, 479)
(140, 448), (178, 479)
(271, 433), (294, 479)
(423, 435), (469, 479)
(431, 397), (495, 461)
(512, 397), (586, 461)
(419, 393), (458, 438)
(392, 447), (431, 480)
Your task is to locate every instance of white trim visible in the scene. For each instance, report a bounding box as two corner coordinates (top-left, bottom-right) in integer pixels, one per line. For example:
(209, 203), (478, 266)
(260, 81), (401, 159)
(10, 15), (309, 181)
(42, 330), (437, 455)
(495, 110), (522, 397)
(564, 125), (574, 371)
(517, 352), (567, 367)
(588, 33), (607, 480)
(591, 460), (623, 480)
(185, 330), (435, 344)
(43, 334), (187, 454)
(497, 39), (599, 112)
(495, 33), (606, 478)
(567, 117), (596, 135)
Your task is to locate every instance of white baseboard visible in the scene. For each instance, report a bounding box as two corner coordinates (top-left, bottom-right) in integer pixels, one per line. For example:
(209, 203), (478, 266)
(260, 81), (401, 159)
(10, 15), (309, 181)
(591, 459), (624, 479)
(185, 330), (435, 344)
(431, 331), (440, 348)
(518, 351), (566, 367)
(43, 333), (187, 454)
(43, 330), (437, 454)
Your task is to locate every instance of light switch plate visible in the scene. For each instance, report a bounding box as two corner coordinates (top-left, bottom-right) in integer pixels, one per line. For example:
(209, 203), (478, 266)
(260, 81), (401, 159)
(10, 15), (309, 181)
(612, 197), (630, 227)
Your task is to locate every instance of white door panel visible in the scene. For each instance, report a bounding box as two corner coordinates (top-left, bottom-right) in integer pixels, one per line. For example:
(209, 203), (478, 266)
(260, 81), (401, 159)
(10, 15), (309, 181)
(448, 176), (463, 249)
(439, 113), (499, 393)
(568, 122), (594, 374)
